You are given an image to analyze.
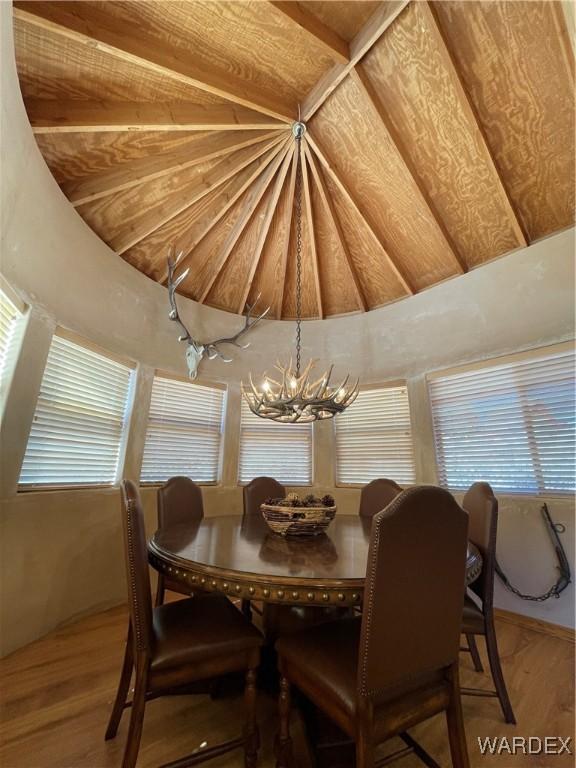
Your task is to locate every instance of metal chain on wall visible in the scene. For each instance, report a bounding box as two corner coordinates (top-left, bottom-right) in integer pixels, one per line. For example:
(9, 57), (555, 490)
(495, 503), (571, 601)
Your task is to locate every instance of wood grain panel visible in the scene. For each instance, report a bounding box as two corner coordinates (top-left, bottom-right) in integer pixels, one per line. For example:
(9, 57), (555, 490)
(433, 0), (575, 241)
(248, 152), (297, 318)
(206, 190), (276, 313)
(76, 0), (336, 114)
(123, 158), (271, 282)
(303, 1), (380, 42)
(322, 173), (407, 309)
(309, 170), (360, 316)
(362, 1), (526, 268)
(34, 131), (213, 184)
(13, 16), (218, 104)
(64, 130), (280, 206)
(14, 2), (294, 120)
(312, 76), (459, 291)
(76, 136), (285, 254)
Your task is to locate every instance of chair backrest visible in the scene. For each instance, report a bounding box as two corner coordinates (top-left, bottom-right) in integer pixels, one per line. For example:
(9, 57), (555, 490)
(358, 478), (403, 518)
(358, 486), (468, 698)
(121, 480), (153, 654)
(243, 476), (285, 517)
(462, 482), (497, 608)
(157, 476), (204, 528)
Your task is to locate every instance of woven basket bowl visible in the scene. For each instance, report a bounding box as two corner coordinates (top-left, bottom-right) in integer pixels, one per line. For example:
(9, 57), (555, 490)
(261, 503), (337, 537)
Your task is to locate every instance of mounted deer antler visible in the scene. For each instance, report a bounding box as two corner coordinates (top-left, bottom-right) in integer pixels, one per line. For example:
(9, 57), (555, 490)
(166, 250), (270, 379)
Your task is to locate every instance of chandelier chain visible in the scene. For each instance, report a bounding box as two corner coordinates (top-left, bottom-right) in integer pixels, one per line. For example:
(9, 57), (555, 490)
(295, 135), (303, 378)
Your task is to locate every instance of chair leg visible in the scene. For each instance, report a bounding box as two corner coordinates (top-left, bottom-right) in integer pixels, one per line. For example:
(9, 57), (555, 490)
(275, 676), (293, 768)
(243, 668), (259, 768)
(121, 661), (148, 768)
(105, 624), (134, 740)
(485, 618), (516, 724)
(154, 573), (166, 607)
(446, 664), (470, 768)
(466, 633), (484, 673)
(355, 731), (375, 768)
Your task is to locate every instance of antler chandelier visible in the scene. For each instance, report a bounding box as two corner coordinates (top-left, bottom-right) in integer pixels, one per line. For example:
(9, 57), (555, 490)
(241, 121), (359, 424)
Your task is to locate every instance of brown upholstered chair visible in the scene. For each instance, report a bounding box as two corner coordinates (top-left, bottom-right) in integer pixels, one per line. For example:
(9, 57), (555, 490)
(242, 477), (286, 619)
(275, 486), (470, 768)
(105, 480), (263, 768)
(155, 476), (204, 606)
(358, 478), (403, 518)
(460, 482), (516, 724)
(243, 476), (286, 516)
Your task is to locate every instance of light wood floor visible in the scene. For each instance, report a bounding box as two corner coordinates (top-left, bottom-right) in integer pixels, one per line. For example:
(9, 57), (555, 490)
(0, 603), (573, 768)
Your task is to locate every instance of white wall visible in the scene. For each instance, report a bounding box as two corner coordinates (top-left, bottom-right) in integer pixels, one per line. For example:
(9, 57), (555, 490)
(0, 4), (574, 655)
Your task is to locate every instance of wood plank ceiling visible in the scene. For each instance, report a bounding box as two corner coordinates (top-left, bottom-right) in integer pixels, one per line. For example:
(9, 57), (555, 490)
(13, 1), (575, 319)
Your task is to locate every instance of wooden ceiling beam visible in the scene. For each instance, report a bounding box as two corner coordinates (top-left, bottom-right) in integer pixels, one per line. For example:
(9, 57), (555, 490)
(13, 3), (294, 122)
(306, 133), (414, 295)
(112, 133), (287, 255)
(425, 2), (529, 248)
(276, 151), (298, 319)
(64, 130), (285, 207)
(158, 141), (290, 284)
(301, 0), (410, 121)
(26, 100), (288, 134)
(301, 142), (323, 318)
(237, 146), (295, 313)
(199, 140), (293, 303)
(303, 143), (367, 312)
(269, 2), (349, 63)
(353, 67), (466, 275)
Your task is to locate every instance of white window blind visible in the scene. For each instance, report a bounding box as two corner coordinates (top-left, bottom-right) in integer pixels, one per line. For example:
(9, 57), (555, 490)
(335, 385), (415, 485)
(429, 349), (575, 495)
(19, 335), (133, 487)
(0, 289), (21, 381)
(141, 376), (225, 484)
(239, 398), (312, 485)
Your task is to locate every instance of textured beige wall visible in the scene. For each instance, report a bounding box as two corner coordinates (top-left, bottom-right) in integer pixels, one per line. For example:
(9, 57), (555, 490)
(0, 4), (574, 656)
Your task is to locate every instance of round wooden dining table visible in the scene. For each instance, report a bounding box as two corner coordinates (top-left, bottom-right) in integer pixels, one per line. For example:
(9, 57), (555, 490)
(148, 514), (482, 608)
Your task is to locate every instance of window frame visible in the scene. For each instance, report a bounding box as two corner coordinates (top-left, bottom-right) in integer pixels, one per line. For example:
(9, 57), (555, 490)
(140, 370), (227, 487)
(334, 380), (416, 489)
(237, 396), (314, 487)
(18, 328), (136, 493)
(427, 341), (575, 498)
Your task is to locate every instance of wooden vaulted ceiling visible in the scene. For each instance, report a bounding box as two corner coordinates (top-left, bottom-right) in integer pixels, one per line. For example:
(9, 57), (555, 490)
(13, 1), (575, 319)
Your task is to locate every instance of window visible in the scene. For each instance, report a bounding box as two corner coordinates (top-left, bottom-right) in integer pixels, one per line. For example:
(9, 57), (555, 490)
(238, 398), (312, 485)
(335, 385), (415, 485)
(19, 335), (134, 487)
(428, 347), (575, 495)
(0, 288), (22, 381)
(141, 375), (225, 484)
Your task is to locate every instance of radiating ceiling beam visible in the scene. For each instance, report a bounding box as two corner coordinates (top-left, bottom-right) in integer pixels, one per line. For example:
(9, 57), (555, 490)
(306, 133), (414, 295)
(301, 0), (411, 120)
(269, 2), (349, 63)
(276, 151), (298, 319)
(237, 146), (295, 314)
(65, 130), (286, 207)
(13, 3), (294, 122)
(158, 140), (291, 284)
(303, 143), (367, 312)
(301, 141), (324, 319)
(199, 140), (293, 303)
(111, 134), (287, 255)
(424, 2), (529, 248)
(26, 100), (288, 134)
(353, 67), (466, 275)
